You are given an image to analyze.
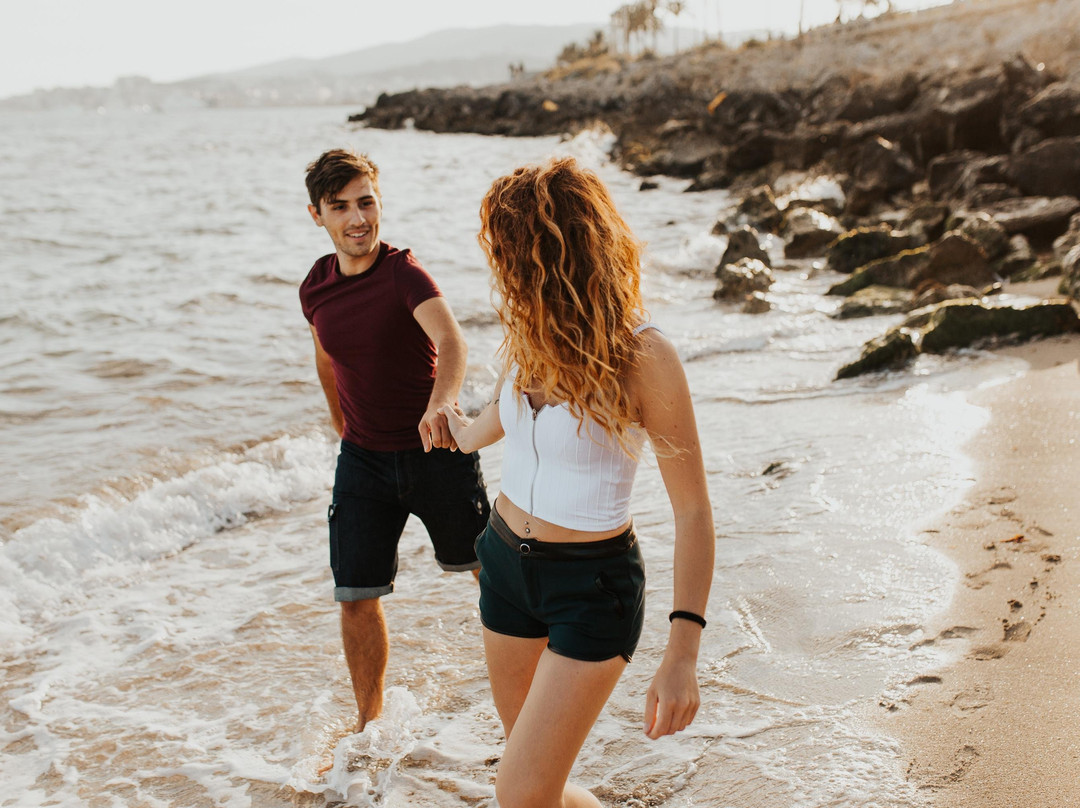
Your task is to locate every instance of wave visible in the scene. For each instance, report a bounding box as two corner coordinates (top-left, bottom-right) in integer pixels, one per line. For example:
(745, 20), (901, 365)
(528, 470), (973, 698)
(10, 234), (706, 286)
(7, 236), (82, 250)
(0, 405), (87, 425)
(179, 291), (243, 310)
(87, 357), (171, 379)
(552, 124), (617, 168)
(684, 335), (771, 360)
(251, 273), (297, 286)
(456, 310), (499, 328)
(0, 432), (336, 648)
(0, 312), (65, 336)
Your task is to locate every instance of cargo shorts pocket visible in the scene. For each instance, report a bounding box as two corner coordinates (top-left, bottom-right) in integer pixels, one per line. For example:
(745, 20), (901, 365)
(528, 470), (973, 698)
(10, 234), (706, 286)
(328, 502), (339, 571)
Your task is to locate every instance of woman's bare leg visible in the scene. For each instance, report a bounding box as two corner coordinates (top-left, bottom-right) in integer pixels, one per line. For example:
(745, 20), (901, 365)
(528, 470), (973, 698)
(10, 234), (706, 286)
(484, 629), (626, 808)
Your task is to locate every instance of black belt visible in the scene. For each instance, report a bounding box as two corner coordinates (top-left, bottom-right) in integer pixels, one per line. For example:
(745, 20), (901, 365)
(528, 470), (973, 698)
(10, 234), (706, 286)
(488, 507), (635, 560)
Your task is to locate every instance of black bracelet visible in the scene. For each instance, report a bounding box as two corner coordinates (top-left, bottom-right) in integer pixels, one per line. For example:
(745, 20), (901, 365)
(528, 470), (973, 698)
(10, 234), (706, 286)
(669, 610), (706, 629)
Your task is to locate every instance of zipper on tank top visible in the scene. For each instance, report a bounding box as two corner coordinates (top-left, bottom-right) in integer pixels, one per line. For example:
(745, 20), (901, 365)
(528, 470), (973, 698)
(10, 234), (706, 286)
(528, 405), (539, 514)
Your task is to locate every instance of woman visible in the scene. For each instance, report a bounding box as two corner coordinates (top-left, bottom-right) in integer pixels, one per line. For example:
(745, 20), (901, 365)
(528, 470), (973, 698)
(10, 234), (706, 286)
(441, 157), (713, 808)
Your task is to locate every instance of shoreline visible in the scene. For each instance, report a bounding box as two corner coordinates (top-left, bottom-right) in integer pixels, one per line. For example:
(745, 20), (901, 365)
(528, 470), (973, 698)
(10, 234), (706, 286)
(886, 331), (1080, 804)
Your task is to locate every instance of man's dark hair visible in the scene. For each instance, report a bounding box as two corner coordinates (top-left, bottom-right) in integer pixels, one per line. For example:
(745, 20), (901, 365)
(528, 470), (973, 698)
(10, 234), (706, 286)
(305, 149), (381, 211)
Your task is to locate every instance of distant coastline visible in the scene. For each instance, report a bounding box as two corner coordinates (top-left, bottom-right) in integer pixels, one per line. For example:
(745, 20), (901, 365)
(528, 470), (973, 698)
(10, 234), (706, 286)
(0, 22), (717, 112)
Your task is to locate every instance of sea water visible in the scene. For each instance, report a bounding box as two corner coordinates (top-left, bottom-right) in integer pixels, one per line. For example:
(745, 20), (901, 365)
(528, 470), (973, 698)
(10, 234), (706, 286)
(0, 106), (1028, 807)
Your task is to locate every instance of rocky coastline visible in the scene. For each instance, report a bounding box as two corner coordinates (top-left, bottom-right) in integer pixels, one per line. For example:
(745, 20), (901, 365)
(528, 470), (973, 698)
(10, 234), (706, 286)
(352, 0), (1080, 376)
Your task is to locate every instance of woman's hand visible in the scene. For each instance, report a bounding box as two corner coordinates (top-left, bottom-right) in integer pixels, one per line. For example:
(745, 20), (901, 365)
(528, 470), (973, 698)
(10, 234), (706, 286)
(438, 404), (471, 450)
(643, 641), (701, 739)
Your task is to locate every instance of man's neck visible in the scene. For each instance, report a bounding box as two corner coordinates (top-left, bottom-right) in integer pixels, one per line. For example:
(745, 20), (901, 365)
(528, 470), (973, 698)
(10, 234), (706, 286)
(337, 243), (381, 277)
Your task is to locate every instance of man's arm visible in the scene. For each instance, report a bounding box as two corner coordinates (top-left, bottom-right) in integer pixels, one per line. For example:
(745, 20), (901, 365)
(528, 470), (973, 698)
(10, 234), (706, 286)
(412, 296), (468, 451)
(310, 325), (345, 438)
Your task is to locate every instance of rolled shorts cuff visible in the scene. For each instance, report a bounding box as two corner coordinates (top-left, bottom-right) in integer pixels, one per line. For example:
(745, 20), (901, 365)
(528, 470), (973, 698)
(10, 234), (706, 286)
(335, 584), (393, 602)
(438, 558), (482, 573)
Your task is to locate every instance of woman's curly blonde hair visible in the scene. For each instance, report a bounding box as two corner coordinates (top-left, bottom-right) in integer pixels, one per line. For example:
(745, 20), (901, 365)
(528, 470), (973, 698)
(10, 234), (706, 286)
(478, 157), (648, 452)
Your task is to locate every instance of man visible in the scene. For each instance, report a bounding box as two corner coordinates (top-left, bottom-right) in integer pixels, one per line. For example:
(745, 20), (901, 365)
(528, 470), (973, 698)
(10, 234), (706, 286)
(300, 149), (490, 731)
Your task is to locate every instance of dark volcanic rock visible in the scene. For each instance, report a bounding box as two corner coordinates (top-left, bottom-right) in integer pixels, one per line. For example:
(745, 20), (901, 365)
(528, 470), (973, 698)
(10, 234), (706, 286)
(1054, 213), (1080, 259)
(928, 151), (1017, 202)
(831, 285), (913, 319)
(827, 225), (923, 274)
(928, 150), (987, 199)
(920, 232), (994, 288)
(727, 126), (776, 172)
(846, 136), (920, 213)
(1010, 137), (1080, 198)
(835, 328), (920, 379)
(902, 202), (952, 242)
(930, 70), (1007, 153)
(919, 299), (1080, 352)
(714, 258), (774, 300)
(1012, 258), (1063, 283)
(971, 196), (1080, 243)
(996, 234), (1037, 278)
(742, 291), (772, 314)
(956, 214), (1010, 260)
(909, 283), (983, 310)
(836, 300), (1080, 379)
(686, 169), (734, 192)
(829, 232), (995, 293)
(773, 122), (848, 170)
(839, 73), (920, 122)
(1017, 82), (1080, 139)
(735, 187), (783, 233)
(953, 156), (1015, 202)
(1062, 245), (1080, 298)
(635, 130), (725, 177)
(781, 207), (844, 259)
(828, 247), (931, 295)
(719, 226), (771, 270)
(965, 183), (1023, 207)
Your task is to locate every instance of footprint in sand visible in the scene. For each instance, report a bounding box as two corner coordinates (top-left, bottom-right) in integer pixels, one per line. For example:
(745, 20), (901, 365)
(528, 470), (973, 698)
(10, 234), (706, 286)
(910, 744), (979, 788)
(964, 560), (1013, 589)
(968, 644), (1009, 660)
(909, 625), (976, 650)
(1002, 618), (1032, 642)
(907, 674), (944, 686)
(986, 487), (1017, 505)
(948, 685), (990, 716)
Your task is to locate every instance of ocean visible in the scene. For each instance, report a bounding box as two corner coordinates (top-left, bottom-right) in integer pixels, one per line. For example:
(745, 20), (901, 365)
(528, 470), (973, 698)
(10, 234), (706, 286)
(0, 105), (1029, 807)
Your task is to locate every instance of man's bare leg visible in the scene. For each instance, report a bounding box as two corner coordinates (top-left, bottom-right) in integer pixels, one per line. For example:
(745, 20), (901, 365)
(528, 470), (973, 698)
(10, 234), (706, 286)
(340, 598), (388, 732)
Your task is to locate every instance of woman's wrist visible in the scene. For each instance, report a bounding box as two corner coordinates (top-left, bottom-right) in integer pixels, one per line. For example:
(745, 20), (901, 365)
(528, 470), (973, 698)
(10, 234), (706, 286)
(669, 610), (706, 629)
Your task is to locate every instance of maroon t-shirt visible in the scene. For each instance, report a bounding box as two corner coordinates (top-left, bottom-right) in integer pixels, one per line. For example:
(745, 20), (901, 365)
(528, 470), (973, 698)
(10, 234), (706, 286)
(300, 243), (441, 450)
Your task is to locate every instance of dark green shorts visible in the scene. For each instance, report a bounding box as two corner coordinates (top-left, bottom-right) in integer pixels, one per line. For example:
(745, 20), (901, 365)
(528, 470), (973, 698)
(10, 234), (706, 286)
(475, 509), (646, 662)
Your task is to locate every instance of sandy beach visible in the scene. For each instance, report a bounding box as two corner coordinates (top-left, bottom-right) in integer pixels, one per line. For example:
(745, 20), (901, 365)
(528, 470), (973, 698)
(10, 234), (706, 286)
(888, 320), (1080, 804)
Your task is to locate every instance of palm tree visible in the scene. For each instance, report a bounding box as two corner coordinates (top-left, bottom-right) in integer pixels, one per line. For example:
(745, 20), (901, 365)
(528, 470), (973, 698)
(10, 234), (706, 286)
(666, 0), (686, 51)
(611, 4), (634, 54)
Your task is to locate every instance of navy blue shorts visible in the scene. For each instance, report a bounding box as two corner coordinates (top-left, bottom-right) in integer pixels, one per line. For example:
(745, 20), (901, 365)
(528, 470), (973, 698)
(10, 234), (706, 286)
(475, 508), (646, 662)
(329, 441), (490, 601)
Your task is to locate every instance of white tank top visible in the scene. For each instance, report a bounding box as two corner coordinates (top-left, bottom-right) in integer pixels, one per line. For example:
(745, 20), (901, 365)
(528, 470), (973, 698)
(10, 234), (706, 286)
(497, 323), (658, 531)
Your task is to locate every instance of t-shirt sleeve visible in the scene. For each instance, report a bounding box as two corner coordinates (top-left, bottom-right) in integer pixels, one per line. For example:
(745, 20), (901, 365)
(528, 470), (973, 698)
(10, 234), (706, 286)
(299, 279), (315, 324)
(396, 252), (442, 312)
(299, 255), (330, 325)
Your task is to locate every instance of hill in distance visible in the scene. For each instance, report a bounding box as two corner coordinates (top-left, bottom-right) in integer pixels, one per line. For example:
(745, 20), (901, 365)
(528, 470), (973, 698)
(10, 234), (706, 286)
(2, 23), (705, 111)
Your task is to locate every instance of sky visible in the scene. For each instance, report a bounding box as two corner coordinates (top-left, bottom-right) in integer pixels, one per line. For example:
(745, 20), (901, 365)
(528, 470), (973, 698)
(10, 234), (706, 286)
(0, 0), (951, 99)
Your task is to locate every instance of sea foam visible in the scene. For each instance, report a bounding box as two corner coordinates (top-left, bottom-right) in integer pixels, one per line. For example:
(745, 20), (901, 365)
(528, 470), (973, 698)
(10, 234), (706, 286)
(0, 432), (336, 649)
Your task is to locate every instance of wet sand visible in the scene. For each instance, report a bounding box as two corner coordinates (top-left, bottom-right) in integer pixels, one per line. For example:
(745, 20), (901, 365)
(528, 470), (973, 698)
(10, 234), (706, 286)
(887, 329), (1080, 805)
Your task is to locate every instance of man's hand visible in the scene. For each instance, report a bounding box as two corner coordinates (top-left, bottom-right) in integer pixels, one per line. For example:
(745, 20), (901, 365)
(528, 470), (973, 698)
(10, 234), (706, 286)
(419, 405), (457, 452)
